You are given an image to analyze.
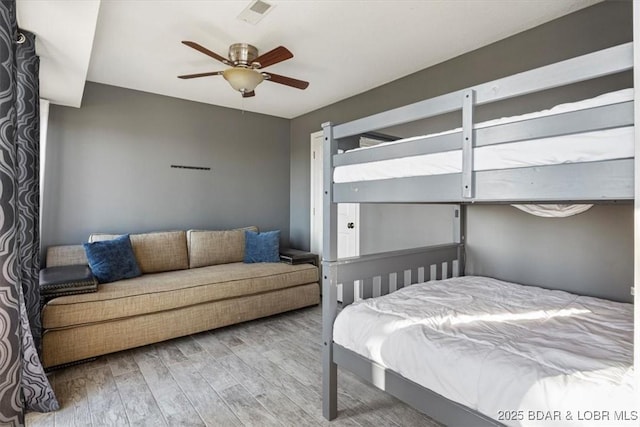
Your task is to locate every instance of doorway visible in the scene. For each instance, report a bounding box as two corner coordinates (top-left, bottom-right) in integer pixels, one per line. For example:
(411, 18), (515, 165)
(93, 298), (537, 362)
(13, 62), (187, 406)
(309, 131), (360, 261)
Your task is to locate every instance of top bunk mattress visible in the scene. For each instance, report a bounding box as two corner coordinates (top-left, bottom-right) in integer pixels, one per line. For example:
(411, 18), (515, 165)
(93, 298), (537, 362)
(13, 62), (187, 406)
(334, 89), (634, 183)
(333, 276), (636, 426)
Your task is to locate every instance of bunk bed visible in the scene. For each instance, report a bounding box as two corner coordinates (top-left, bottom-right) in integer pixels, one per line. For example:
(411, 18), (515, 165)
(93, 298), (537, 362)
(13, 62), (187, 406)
(321, 36), (638, 427)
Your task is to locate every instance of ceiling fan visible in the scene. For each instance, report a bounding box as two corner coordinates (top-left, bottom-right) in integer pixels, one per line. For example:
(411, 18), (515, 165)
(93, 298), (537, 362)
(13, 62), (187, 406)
(178, 41), (309, 98)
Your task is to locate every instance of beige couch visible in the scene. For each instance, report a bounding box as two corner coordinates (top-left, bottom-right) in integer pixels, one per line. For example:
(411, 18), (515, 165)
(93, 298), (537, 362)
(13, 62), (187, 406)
(42, 229), (319, 368)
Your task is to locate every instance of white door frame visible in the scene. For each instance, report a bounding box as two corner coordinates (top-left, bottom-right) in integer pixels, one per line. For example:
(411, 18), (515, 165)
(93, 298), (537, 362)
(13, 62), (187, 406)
(310, 131), (324, 257)
(310, 131), (359, 260)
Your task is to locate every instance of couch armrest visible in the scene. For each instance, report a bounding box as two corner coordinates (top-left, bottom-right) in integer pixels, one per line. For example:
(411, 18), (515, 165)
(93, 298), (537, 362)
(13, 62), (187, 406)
(46, 245), (88, 267)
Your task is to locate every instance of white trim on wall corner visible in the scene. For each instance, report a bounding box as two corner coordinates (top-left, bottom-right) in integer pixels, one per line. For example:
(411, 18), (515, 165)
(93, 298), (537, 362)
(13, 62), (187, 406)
(632, 0), (639, 380)
(39, 98), (50, 255)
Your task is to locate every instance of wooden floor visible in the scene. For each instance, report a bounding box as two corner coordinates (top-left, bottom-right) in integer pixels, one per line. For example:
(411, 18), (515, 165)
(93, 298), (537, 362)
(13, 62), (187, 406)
(26, 304), (441, 426)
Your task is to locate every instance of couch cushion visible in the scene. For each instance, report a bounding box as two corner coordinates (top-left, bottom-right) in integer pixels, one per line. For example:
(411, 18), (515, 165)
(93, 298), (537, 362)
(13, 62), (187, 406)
(187, 226), (257, 268)
(42, 262), (318, 329)
(90, 231), (188, 274)
(131, 231), (188, 273)
(42, 283), (320, 368)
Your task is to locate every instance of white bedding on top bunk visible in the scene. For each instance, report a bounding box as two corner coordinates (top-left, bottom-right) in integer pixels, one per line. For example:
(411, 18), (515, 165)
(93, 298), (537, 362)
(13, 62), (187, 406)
(333, 89), (634, 183)
(333, 276), (636, 426)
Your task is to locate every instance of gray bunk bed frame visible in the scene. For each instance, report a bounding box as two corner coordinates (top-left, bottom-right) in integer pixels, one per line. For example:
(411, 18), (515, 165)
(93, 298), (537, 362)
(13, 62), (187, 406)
(321, 41), (635, 426)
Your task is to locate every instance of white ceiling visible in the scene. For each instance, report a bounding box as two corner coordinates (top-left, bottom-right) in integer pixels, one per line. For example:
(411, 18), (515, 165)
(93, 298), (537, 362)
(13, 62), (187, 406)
(17, 0), (602, 119)
(16, 0), (100, 108)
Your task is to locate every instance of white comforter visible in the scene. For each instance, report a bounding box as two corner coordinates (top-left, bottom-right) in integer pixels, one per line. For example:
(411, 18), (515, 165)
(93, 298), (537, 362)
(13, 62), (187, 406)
(333, 276), (637, 426)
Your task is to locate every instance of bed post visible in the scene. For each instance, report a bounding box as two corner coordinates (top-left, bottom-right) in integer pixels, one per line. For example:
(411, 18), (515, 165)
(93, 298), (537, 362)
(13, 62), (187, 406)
(321, 121), (338, 420)
(458, 88), (473, 277)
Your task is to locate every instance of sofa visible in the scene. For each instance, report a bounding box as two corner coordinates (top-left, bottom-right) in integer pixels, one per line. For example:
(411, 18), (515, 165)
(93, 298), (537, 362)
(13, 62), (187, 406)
(41, 228), (319, 368)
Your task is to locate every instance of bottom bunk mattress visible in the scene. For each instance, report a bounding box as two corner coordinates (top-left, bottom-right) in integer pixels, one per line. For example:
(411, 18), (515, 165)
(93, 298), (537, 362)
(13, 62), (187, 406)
(333, 276), (636, 426)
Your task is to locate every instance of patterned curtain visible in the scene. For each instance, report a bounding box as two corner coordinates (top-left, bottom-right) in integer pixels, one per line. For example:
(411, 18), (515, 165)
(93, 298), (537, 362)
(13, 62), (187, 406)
(16, 28), (41, 352)
(0, 0), (58, 423)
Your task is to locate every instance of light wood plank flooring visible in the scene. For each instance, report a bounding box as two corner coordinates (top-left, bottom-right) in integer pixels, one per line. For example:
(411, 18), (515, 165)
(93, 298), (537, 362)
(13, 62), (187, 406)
(26, 304), (441, 426)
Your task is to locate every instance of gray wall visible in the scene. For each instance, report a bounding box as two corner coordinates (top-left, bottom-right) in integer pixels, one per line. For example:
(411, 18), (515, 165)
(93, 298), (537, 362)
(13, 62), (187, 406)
(42, 82), (290, 250)
(359, 204), (456, 255)
(289, 0), (633, 300)
(467, 204), (633, 303)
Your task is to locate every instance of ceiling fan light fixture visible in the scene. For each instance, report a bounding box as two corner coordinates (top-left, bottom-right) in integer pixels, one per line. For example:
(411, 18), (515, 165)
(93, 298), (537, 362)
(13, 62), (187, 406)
(179, 41), (308, 97)
(222, 68), (264, 94)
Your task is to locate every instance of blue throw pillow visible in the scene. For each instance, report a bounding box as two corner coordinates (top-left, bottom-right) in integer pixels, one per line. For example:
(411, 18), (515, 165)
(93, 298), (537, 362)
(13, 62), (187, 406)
(83, 234), (141, 283)
(244, 230), (280, 263)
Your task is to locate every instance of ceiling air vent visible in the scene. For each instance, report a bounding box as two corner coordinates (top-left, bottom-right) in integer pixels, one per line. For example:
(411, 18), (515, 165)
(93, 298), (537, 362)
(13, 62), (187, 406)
(237, 0), (274, 25)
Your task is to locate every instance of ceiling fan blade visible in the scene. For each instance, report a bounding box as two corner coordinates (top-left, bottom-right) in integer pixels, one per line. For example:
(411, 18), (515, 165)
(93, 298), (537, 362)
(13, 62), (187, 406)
(182, 41), (230, 65)
(242, 90), (256, 98)
(252, 46), (293, 68)
(264, 72), (309, 90)
(177, 71), (224, 79)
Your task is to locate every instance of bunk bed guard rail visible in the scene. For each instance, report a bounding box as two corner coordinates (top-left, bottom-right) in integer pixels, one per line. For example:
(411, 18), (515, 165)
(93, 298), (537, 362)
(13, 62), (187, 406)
(330, 244), (460, 307)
